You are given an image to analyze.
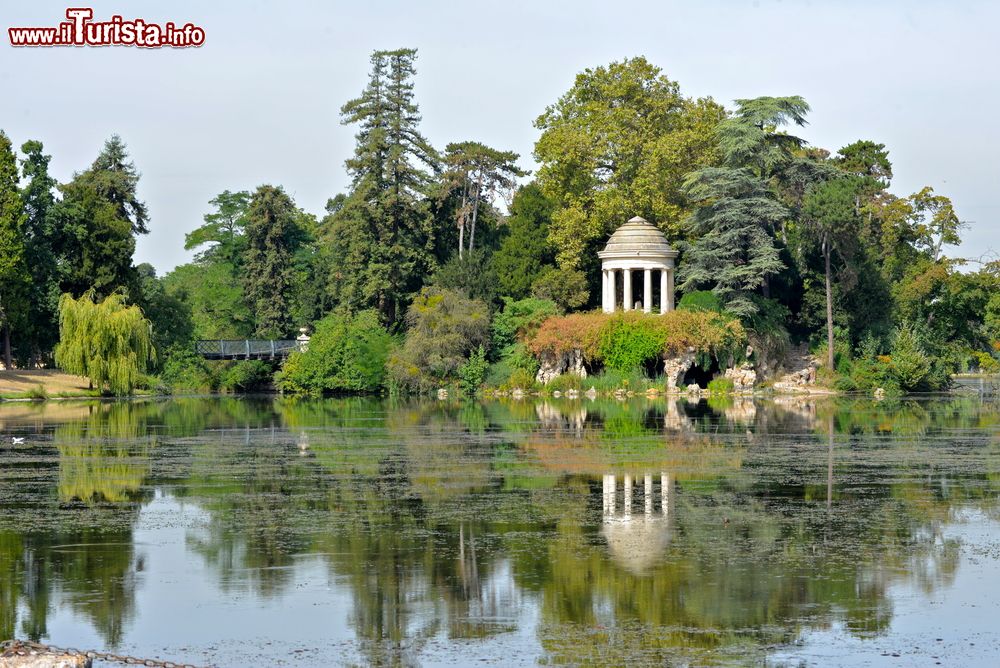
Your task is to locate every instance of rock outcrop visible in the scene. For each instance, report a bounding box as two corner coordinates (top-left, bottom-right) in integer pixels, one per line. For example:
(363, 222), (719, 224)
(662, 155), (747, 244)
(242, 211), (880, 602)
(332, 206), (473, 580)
(535, 349), (587, 384)
(771, 343), (821, 394)
(663, 349), (697, 392)
(724, 363), (757, 392)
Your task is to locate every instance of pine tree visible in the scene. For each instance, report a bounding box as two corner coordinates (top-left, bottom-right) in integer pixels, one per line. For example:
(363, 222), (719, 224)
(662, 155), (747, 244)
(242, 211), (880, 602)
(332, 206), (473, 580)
(0, 131), (27, 368)
(441, 141), (525, 257)
(680, 97), (810, 316)
(52, 135), (147, 299)
(81, 134), (149, 234)
(242, 185), (300, 338)
(329, 48), (439, 326)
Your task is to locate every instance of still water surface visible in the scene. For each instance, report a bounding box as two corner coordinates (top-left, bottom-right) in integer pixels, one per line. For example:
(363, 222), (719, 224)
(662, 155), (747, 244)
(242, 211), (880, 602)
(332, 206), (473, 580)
(2, 394), (1000, 666)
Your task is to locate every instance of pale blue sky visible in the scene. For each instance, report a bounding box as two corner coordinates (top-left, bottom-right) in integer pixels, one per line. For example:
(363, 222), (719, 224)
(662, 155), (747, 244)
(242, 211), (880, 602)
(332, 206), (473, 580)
(2, 0), (998, 273)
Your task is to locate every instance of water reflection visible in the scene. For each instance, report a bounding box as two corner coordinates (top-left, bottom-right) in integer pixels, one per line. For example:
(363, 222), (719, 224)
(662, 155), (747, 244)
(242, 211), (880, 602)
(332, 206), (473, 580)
(0, 395), (998, 665)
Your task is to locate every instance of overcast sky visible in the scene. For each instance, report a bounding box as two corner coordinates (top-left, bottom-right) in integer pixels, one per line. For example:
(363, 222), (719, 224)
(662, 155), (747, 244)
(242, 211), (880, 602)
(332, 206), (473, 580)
(3, 0), (998, 274)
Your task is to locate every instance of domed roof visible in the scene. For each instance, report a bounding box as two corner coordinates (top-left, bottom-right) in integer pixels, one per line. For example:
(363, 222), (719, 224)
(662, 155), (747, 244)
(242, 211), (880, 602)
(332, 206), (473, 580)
(601, 516), (672, 575)
(598, 216), (677, 259)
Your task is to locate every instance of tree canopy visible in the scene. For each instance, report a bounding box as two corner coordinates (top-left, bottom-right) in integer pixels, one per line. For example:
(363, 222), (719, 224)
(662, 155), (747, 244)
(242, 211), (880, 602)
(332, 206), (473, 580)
(54, 291), (154, 396)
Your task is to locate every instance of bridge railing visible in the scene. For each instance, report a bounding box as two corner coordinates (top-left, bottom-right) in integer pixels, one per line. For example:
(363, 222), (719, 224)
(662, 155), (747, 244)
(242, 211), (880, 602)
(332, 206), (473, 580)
(194, 339), (304, 359)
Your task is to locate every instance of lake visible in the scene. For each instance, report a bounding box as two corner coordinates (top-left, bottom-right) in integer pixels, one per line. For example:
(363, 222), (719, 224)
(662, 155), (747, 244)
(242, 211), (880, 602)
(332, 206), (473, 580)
(1, 393), (999, 666)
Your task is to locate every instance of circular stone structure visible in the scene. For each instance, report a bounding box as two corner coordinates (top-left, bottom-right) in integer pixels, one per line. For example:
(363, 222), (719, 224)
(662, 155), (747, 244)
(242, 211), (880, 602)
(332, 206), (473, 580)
(597, 216), (679, 313)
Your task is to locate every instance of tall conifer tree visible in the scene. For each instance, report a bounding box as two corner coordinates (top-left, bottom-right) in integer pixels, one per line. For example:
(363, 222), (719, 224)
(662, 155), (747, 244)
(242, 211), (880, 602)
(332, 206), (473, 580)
(0, 131), (27, 368)
(19, 140), (60, 364)
(327, 48), (439, 326)
(242, 185), (299, 338)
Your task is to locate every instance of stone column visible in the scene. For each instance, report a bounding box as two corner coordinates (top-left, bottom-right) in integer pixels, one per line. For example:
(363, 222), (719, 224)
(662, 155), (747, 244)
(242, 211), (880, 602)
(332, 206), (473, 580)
(660, 270), (668, 314)
(661, 472), (669, 516)
(603, 474), (615, 516)
(667, 268), (675, 312)
(643, 269), (652, 313)
(644, 473), (653, 516)
(601, 270), (608, 312)
(623, 474), (632, 517)
(608, 269), (616, 312)
(623, 269), (632, 311)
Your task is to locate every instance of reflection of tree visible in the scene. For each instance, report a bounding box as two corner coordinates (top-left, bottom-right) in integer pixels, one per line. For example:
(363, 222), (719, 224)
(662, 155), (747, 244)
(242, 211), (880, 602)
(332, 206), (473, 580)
(54, 402), (153, 504)
(180, 431), (319, 599)
(3, 394), (998, 664)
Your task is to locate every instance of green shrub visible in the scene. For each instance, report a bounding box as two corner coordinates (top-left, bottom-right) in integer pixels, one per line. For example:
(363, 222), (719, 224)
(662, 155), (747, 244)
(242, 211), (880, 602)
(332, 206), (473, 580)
(278, 310), (392, 394)
(888, 324), (933, 391)
(459, 345), (489, 395)
(507, 368), (536, 390)
(161, 346), (217, 393)
(587, 369), (651, 392)
(485, 360), (513, 388)
(706, 377), (734, 395)
(492, 297), (562, 357)
(547, 373), (584, 393)
(597, 313), (668, 373)
(678, 290), (723, 313)
(974, 351), (1000, 374)
(25, 384), (48, 400)
(387, 288), (491, 392)
(221, 360), (273, 392)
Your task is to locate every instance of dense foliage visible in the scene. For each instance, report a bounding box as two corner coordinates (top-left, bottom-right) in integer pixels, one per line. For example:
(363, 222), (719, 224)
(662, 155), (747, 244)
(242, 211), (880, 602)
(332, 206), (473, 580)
(527, 310), (746, 373)
(53, 291), (154, 396)
(277, 311), (392, 395)
(3, 50), (996, 395)
(387, 288), (490, 392)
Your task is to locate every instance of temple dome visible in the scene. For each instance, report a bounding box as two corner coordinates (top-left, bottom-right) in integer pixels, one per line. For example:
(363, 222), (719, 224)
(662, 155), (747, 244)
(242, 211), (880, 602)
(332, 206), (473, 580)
(598, 216), (678, 259)
(601, 516), (672, 575)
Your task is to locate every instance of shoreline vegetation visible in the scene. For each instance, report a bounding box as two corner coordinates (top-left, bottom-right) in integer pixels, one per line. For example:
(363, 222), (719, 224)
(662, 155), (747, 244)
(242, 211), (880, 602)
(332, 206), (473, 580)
(2, 52), (999, 401)
(1, 368), (993, 404)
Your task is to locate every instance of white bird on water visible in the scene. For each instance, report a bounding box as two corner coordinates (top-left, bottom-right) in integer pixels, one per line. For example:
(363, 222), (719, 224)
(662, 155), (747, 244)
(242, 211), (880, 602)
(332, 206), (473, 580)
(11, 437), (25, 445)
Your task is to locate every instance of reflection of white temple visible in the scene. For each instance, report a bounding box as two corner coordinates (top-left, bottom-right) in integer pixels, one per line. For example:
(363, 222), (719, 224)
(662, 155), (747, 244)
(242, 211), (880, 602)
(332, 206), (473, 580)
(601, 473), (672, 575)
(535, 402), (588, 435)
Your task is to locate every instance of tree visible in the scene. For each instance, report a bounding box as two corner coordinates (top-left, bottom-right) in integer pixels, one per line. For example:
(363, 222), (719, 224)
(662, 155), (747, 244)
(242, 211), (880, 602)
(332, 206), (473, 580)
(387, 288), (491, 391)
(909, 186), (965, 262)
(328, 48), (440, 326)
(54, 290), (154, 396)
(835, 140), (892, 191)
(277, 310), (392, 394)
(430, 249), (500, 308)
(533, 57), (725, 270)
(185, 190), (250, 266)
(492, 183), (557, 300)
(716, 96), (810, 176)
(530, 266), (589, 311)
(52, 136), (147, 299)
(78, 135), (149, 234)
(242, 185), (301, 338)
(680, 96), (811, 317)
(802, 177), (863, 368)
(162, 261), (253, 339)
(18, 140), (61, 365)
(136, 263), (194, 360)
(0, 131), (27, 368)
(679, 169), (787, 317)
(441, 141), (525, 257)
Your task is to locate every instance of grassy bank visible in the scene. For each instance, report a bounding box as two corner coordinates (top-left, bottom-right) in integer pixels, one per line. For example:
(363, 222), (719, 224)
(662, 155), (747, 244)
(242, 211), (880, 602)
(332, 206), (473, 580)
(0, 370), (100, 400)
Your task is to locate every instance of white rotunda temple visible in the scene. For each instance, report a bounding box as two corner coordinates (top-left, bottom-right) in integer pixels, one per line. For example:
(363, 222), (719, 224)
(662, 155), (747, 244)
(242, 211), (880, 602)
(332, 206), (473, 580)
(598, 216), (679, 314)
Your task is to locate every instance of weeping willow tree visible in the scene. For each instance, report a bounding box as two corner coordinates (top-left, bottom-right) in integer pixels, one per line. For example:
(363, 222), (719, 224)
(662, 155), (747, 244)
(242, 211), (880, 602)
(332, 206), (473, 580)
(54, 290), (155, 396)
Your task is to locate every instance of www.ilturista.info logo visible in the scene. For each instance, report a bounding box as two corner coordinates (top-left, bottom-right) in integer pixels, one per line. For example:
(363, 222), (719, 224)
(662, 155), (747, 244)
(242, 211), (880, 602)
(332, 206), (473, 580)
(8, 8), (205, 48)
